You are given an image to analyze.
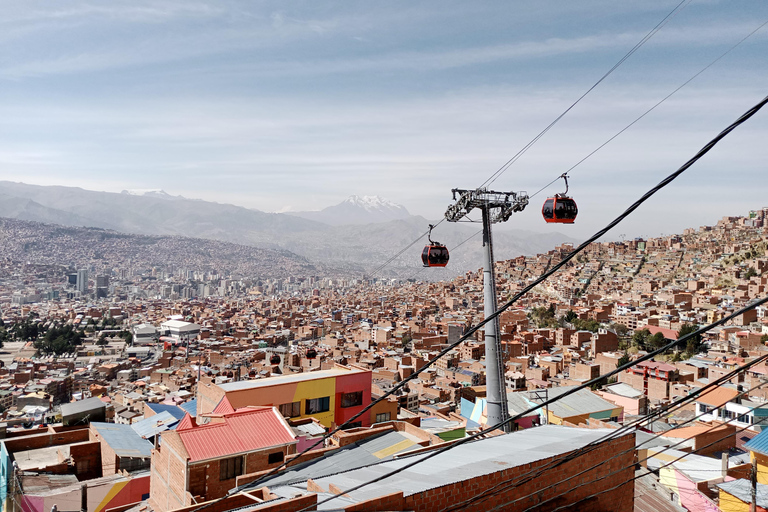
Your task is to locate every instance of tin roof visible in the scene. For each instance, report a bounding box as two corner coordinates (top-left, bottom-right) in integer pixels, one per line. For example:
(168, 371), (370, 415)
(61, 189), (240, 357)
(270, 426), (633, 509)
(745, 427), (768, 456)
(178, 406), (296, 462)
(91, 422), (153, 458)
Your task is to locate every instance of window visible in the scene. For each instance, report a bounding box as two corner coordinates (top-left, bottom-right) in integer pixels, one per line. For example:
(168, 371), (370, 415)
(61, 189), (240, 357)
(306, 396), (330, 414)
(267, 451), (284, 464)
(341, 391), (363, 408)
(375, 412), (391, 423)
(279, 401), (301, 418)
(219, 456), (243, 481)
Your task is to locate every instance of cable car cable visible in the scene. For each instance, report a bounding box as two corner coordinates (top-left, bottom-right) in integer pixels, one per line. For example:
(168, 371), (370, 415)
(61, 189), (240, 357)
(187, 95), (767, 512)
(290, 94), (768, 512)
(366, 1), (691, 278)
(528, 16), (768, 201)
(481, 0), (691, 189)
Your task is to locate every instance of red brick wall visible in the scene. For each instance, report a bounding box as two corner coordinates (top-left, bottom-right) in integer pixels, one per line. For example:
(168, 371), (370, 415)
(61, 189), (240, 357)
(397, 432), (635, 512)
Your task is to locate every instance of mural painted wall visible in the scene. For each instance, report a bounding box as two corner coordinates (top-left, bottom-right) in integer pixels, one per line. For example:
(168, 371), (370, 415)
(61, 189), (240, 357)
(19, 473), (149, 512)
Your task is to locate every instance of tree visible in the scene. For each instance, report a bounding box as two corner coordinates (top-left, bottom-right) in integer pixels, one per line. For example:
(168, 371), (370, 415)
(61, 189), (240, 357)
(647, 332), (666, 350)
(632, 329), (651, 350)
(678, 323), (703, 356)
(762, 334), (768, 344)
(617, 352), (631, 368)
(562, 310), (578, 323)
(744, 267), (758, 279)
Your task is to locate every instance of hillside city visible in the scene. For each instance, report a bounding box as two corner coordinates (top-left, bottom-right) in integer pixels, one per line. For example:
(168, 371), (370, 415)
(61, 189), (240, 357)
(1, 206), (767, 512)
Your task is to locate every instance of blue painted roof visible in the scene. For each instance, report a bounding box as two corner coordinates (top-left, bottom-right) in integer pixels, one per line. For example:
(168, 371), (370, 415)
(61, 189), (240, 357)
(179, 399), (197, 418)
(745, 429), (768, 456)
(145, 402), (187, 421)
(131, 411), (179, 439)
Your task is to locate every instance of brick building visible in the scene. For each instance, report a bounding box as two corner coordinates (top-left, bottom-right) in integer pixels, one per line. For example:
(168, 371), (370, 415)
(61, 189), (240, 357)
(149, 406), (297, 512)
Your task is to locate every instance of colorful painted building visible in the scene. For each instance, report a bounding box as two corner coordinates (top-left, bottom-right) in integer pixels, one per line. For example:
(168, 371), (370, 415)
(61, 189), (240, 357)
(197, 364), (372, 428)
(18, 472), (150, 512)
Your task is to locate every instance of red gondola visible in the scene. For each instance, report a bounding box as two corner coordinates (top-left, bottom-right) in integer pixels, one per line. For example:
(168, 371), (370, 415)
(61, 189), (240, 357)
(542, 174), (578, 224)
(270, 354), (281, 365)
(421, 224), (449, 267)
(306, 348), (317, 359)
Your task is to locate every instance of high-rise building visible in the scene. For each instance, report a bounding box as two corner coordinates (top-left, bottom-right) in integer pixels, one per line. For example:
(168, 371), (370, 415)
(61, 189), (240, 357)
(96, 275), (109, 298)
(76, 269), (88, 294)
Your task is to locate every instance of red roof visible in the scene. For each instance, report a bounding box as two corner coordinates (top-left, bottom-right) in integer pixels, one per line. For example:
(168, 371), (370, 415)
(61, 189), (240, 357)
(644, 325), (679, 341)
(177, 413), (197, 431)
(178, 406), (296, 462)
(213, 396), (235, 414)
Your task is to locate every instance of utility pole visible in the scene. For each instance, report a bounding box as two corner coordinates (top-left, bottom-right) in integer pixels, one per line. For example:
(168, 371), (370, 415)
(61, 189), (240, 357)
(751, 457), (758, 512)
(445, 188), (528, 432)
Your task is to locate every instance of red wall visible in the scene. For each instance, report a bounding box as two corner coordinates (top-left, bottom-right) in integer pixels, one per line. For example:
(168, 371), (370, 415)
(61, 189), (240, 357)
(334, 371), (372, 427)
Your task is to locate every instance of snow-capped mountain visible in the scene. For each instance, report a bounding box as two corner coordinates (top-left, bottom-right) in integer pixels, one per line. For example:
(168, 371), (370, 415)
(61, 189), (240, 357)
(121, 189), (182, 200)
(288, 195), (411, 225)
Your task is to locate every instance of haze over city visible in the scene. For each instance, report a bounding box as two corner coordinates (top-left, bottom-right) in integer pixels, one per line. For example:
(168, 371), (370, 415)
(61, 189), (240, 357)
(2, 1), (768, 239)
(3, 3), (768, 512)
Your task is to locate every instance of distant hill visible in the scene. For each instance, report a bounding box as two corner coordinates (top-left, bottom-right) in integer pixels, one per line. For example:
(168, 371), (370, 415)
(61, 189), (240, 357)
(0, 182), (579, 278)
(0, 217), (327, 279)
(288, 195), (411, 225)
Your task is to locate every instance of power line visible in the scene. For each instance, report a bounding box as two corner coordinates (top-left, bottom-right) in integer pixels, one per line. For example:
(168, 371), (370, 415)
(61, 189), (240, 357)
(188, 93), (768, 512)
(299, 294), (768, 512)
(449, 360), (768, 511)
(540, 412), (766, 512)
(294, 92), (768, 509)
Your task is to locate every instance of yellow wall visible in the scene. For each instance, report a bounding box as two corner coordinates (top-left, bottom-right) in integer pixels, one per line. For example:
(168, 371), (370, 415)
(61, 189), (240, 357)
(718, 490), (750, 512)
(752, 451), (768, 485)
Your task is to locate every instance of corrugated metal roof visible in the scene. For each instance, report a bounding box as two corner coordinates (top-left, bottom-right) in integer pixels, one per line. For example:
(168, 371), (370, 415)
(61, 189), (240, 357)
(60, 396), (106, 417)
(178, 406), (296, 462)
(91, 422), (153, 458)
(717, 479), (768, 508)
(131, 411), (179, 439)
(634, 469), (686, 512)
(145, 402), (187, 421)
(179, 399), (197, 417)
(527, 386), (617, 419)
(745, 427), (768, 455)
(259, 431), (419, 489)
(269, 425), (634, 509)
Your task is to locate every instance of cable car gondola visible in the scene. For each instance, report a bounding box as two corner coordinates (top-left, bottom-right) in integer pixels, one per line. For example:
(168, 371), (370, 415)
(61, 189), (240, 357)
(421, 224), (449, 267)
(306, 348), (317, 360)
(542, 174), (578, 224)
(270, 354), (281, 365)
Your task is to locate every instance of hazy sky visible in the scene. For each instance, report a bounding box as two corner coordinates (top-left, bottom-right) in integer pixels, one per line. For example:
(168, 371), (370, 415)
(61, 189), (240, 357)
(1, 1), (767, 240)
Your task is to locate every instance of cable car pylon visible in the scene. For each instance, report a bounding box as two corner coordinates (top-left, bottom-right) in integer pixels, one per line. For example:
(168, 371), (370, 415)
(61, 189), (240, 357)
(445, 188), (528, 432)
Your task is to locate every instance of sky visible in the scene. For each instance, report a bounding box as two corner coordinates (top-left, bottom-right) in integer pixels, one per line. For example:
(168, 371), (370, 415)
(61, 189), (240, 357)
(1, 0), (767, 241)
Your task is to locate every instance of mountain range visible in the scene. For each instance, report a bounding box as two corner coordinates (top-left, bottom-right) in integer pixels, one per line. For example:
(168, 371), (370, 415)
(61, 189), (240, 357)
(0, 181), (578, 278)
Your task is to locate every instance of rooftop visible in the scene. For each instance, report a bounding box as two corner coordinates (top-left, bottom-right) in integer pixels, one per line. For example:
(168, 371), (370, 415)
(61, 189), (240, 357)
(218, 367), (366, 392)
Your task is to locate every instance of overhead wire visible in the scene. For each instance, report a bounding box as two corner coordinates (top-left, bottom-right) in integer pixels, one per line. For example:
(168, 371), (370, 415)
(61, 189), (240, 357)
(534, 410), (768, 512)
(199, 93), (768, 512)
(299, 294), (768, 512)
(446, 358), (768, 511)
(365, 0), (692, 281)
(288, 93), (768, 511)
(482, 0), (692, 188)
(528, 16), (768, 201)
